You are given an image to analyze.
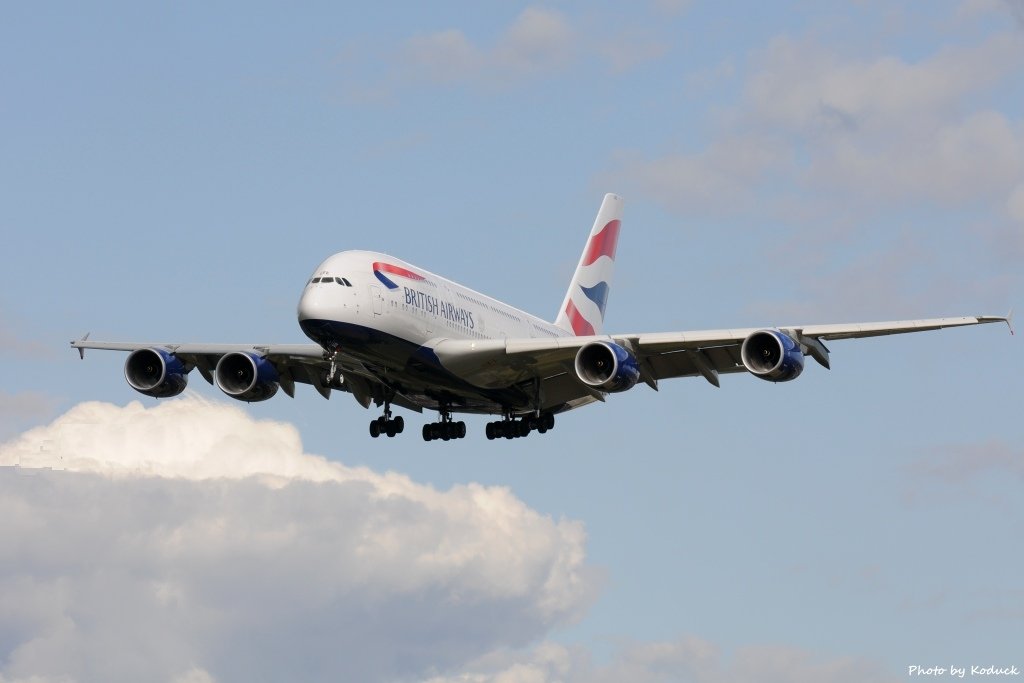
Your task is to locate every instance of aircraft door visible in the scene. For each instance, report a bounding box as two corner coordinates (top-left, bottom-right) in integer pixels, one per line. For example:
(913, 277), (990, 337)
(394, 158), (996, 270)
(370, 285), (384, 315)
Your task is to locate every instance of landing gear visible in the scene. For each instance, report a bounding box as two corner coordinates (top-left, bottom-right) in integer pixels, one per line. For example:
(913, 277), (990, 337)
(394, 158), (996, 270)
(369, 400), (404, 438)
(422, 409), (467, 442)
(485, 412), (555, 440)
(422, 420), (467, 441)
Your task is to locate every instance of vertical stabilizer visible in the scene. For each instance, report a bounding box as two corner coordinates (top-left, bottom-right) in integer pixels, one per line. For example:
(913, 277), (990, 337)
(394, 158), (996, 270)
(554, 193), (624, 336)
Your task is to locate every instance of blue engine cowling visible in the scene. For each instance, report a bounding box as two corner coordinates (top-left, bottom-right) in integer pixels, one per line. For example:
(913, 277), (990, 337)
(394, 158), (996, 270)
(574, 341), (641, 393)
(215, 352), (280, 402)
(740, 329), (804, 382)
(124, 348), (189, 398)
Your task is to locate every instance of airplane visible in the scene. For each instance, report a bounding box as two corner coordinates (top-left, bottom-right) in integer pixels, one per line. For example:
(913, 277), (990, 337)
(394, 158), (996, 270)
(71, 194), (1013, 442)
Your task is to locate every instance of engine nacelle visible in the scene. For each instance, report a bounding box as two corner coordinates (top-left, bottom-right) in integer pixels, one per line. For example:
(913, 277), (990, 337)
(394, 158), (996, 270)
(740, 329), (804, 382)
(574, 341), (640, 393)
(215, 352), (280, 402)
(124, 348), (189, 398)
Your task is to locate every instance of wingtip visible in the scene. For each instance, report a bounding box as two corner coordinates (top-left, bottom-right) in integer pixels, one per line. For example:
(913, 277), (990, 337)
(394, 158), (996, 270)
(71, 332), (91, 359)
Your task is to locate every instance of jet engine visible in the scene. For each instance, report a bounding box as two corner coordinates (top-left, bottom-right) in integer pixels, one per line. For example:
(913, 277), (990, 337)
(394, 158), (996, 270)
(574, 341), (640, 393)
(215, 352), (280, 402)
(740, 329), (804, 382)
(124, 348), (189, 398)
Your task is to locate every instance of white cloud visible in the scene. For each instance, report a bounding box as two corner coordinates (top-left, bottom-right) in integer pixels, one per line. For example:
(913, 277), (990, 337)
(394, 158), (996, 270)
(494, 7), (574, 79)
(0, 398), (596, 683)
(400, 8), (573, 87)
(0, 391), (59, 442)
(810, 110), (1024, 205)
(403, 29), (481, 84)
(599, 32), (669, 74)
(425, 637), (899, 683)
(611, 25), (1024, 215)
(0, 313), (52, 360)
(169, 669), (216, 683)
(745, 33), (1020, 133)
(653, 0), (693, 16)
(1008, 183), (1024, 222)
(607, 135), (791, 214)
(912, 440), (1024, 482)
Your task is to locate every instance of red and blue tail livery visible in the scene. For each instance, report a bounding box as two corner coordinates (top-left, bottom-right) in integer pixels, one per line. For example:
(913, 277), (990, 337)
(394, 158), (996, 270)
(555, 195), (625, 337)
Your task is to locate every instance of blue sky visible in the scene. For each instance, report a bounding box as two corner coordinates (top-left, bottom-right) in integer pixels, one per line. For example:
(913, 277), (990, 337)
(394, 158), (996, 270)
(1, 2), (1022, 681)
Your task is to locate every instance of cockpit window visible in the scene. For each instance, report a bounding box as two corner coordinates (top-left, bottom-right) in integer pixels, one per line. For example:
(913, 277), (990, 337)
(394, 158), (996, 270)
(311, 275), (352, 286)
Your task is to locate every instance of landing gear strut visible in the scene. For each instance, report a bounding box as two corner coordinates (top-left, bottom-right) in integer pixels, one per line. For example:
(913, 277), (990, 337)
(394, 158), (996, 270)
(369, 400), (404, 438)
(422, 409), (467, 442)
(485, 412), (555, 440)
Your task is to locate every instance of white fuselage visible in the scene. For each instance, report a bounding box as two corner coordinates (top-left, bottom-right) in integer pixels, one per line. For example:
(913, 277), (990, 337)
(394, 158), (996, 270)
(297, 250), (570, 350)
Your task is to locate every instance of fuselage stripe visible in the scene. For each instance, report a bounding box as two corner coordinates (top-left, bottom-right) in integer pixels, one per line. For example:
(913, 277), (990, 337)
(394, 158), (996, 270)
(372, 261), (425, 290)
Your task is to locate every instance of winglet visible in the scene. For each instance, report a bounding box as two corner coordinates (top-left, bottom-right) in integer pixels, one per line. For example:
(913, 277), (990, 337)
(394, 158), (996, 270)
(976, 311), (1014, 336)
(72, 332), (91, 359)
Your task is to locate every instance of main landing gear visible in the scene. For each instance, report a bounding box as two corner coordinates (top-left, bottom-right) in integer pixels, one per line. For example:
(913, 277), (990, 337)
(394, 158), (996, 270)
(485, 413), (555, 440)
(423, 411), (467, 442)
(369, 401), (404, 438)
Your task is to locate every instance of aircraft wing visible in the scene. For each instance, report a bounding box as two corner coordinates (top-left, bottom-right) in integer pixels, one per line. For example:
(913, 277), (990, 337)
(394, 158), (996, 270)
(72, 340), (326, 393)
(68, 339), (427, 411)
(432, 314), (1012, 404)
(623, 314), (1012, 385)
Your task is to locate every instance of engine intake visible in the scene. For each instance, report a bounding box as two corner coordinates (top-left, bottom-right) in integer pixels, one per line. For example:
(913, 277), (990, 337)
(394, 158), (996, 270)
(574, 341), (640, 393)
(124, 348), (189, 398)
(215, 352), (280, 402)
(740, 329), (804, 382)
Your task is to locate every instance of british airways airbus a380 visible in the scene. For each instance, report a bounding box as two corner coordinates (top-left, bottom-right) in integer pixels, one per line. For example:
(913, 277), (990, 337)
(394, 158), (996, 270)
(72, 194), (1012, 442)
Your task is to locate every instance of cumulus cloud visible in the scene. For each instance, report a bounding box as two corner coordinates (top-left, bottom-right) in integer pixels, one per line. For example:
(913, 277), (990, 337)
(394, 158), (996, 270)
(0, 398), (596, 683)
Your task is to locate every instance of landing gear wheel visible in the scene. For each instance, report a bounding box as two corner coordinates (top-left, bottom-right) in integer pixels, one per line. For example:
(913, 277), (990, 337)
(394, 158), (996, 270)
(422, 424), (432, 441)
(393, 415), (404, 434)
(369, 421), (381, 438)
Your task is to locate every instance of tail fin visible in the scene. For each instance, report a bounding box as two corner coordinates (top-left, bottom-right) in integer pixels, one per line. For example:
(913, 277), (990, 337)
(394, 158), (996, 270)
(554, 193), (624, 336)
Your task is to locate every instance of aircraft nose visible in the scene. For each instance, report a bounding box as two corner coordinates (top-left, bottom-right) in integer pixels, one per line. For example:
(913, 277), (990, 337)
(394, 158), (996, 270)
(297, 287), (325, 322)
